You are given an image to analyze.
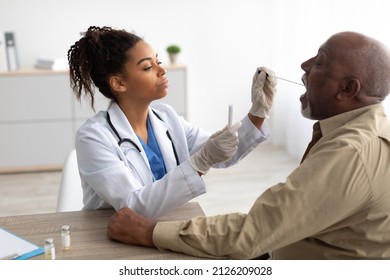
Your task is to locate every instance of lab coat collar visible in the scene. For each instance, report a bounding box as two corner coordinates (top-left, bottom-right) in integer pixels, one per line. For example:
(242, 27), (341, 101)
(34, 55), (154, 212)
(107, 103), (177, 173)
(107, 103), (152, 184)
(148, 107), (177, 172)
(107, 102), (140, 146)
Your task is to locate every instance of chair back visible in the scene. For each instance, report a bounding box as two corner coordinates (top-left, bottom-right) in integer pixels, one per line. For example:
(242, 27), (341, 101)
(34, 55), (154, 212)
(56, 149), (83, 212)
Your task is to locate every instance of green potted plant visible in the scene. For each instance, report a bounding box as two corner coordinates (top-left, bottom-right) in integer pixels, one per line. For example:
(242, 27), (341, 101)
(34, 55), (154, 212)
(166, 44), (181, 64)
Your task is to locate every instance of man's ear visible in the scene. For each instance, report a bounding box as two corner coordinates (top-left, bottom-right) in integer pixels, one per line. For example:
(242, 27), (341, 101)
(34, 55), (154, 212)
(336, 77), (361, 100)
(109, 75), (127, 93)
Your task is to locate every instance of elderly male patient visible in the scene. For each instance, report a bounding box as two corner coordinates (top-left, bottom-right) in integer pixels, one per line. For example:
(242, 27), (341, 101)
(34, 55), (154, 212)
(107, 31), (390, 259)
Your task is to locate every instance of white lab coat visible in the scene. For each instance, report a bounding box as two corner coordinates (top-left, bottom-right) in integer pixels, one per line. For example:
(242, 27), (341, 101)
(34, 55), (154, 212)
(76, 102), (270, 218)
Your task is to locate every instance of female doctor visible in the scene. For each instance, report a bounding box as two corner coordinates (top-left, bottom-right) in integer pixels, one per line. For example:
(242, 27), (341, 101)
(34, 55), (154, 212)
(68, 26), (277, 219)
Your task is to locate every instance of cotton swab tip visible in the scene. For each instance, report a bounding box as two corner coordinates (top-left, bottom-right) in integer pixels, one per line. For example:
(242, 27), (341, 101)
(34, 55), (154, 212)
(228, 104), (233, 126)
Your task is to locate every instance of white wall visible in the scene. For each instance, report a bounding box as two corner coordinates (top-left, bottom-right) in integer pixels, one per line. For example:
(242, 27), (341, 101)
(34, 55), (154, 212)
(0, 0), (278, 131)
(271, 0), (390, 159)
(2, 0), (390, 160)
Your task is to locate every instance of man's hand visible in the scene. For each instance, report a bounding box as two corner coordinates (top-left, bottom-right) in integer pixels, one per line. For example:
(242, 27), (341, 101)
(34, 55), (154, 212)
(107, 207), (157, 247)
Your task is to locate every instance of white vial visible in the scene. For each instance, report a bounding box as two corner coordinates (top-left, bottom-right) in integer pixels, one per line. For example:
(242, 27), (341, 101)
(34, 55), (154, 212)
(44, 238), (55, 260)
(61, 225), (71, 250)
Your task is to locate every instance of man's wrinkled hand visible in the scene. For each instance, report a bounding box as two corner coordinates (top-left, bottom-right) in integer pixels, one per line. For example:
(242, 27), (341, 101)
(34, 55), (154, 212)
(107, 207), (156, 247)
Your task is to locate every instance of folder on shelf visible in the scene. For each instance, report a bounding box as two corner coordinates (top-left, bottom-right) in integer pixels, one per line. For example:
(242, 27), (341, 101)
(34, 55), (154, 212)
(35, 57), (68, 70)
(0, 227), (44, 260)
(4, 32), (19, 71)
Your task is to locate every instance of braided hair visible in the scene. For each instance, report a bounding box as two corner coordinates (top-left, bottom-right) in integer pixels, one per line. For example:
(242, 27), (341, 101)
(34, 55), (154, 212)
(68, 26), (143, 110)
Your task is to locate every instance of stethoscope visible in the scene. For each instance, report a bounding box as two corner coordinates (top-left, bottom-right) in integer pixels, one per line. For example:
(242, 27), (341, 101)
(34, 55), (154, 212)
(106, 111), (179, 166)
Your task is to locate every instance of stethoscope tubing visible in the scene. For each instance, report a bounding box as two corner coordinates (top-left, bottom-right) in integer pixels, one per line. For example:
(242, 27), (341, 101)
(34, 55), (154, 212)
(106, 111), (179, 166)
(107, 111), (142, 152)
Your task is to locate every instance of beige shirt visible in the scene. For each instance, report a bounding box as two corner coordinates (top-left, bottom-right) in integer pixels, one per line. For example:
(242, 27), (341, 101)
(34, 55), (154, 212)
(153, 104), (390, 259)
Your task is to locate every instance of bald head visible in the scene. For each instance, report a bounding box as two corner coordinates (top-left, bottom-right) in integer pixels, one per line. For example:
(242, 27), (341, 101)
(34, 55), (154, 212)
(327, 32), (390, 102)
(301, 32), (390, 120)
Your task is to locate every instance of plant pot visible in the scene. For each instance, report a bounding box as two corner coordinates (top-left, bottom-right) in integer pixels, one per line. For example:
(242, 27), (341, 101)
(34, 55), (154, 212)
(169, 53), (178, 64)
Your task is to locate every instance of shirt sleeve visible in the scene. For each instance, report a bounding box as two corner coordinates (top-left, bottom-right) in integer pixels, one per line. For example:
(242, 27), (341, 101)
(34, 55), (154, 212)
(153, 140), (372, 259)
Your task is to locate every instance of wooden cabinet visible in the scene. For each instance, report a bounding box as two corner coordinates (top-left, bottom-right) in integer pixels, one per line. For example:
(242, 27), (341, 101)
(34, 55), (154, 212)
(0, 66), (187, 172)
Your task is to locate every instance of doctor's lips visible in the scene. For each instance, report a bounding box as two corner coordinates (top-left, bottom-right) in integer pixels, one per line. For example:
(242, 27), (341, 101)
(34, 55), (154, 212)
(257, 70), (304, 86)
(158, 78), (169, 87)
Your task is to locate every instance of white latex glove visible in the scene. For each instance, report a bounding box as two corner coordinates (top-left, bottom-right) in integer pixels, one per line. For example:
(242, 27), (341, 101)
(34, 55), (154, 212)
(189, 122), (241, 174)
(249, 66), (277, 118)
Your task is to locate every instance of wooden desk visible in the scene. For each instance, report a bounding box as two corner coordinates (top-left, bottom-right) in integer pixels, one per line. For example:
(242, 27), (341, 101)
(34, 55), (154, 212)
(0, 202), (205, 260)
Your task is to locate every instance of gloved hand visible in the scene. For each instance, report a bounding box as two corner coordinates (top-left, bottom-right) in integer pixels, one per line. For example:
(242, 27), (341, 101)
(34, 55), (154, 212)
(249, 66), (277, 118)
(189, 122), (241, 174)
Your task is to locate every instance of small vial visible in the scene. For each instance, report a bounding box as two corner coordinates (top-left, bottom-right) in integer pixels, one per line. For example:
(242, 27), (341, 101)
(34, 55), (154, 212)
(61, 225), (71, 250)
(44, 238), (55, 260)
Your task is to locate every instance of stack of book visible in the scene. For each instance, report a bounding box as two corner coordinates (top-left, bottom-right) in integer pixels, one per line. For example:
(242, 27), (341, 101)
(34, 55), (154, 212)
(34, 57), (68, 70)
(0, 31), (19, 72)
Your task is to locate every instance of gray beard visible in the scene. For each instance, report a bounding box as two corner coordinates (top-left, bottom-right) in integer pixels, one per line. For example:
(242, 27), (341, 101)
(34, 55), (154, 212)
(301, 104), (315, 120)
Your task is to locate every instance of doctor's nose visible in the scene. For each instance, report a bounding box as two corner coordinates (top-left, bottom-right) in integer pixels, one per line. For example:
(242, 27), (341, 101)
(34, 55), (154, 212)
(158, 65), (167, 77)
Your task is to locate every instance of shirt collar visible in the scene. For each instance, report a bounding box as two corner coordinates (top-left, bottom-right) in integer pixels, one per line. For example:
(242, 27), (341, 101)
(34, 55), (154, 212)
(318, 103), (385, 137)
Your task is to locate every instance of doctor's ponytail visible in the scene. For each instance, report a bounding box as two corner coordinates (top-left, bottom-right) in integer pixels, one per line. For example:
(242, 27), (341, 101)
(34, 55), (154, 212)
(68, 26), (143, 110)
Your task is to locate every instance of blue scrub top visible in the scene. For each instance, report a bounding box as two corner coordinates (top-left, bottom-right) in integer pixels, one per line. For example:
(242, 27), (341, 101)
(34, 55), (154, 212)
(137, 117), (167, 180)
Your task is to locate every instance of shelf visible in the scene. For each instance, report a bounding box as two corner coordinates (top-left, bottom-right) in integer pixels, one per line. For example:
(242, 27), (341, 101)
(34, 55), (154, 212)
(0, 66), (187, 172)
